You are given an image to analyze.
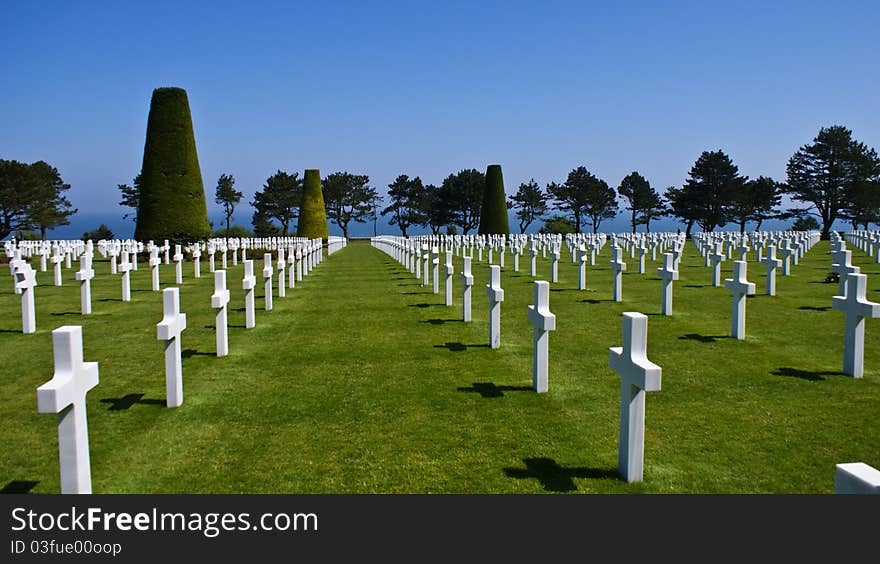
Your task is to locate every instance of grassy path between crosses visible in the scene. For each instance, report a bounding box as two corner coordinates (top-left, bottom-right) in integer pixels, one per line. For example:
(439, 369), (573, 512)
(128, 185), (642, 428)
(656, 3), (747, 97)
(1, 239), (879, 493)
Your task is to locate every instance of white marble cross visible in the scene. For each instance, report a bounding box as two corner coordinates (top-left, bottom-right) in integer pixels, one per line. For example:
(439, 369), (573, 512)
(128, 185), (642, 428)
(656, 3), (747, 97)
(422, 244), (430, 287)
(296, 246), (304, 282)
(149, 247), (161, 291)
(444, 250), (454, 306)
(109, 246), (118, 275)
(156, 287), (186, 407)
(163, 240), (170, 264)
(657, 252), (678, 316)
(636, 244), (647, 274)
(832, 273), (880, 378)
(724, 260), (756, 339)
(778, 241), (793, 275)
(610, 246), (626, 302)
(735, 240), (750, 262)
(277, 248), (286, 298)
(550, 245), (560, 283)
(211, 270), (230, 357)
(192, 245), (201, 278)
(528, 280), (556, 393)
(414, 243), (422, 280)
(710, 243), (725, 287)
(578, 245), (588, 291)
(37, 325), (99, 494)
(486, 265), (504, 349)
(51, 246), (64, 286)
(432, 246), (440, 294)
(14, 261), (37, 334)
(759, 245), (782, 296)
(173, 245), (184, 284)
(119, 253), (132, 302)
(75, 253), (94, 315)
(461, 256), (474, 322)
(530, 244), (538, 277)
(242, 259), (256, 329)
(208, 244), (216, 273)
(831, 249), (860, 298)
(609, 312), (662, 483)
(262, 253), (274, 311)
(287, 246), (296, 289)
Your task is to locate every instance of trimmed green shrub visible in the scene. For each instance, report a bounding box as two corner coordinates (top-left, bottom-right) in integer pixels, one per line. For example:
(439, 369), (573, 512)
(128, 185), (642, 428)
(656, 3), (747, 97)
(134, 87), (211, 243)
(296, 169), (329, 240)
(478, 164), (510, 235)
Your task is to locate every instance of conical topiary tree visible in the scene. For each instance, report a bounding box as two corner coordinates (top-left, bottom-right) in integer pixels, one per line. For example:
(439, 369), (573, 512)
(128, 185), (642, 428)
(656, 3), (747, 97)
(296, 169), (329, 240)
(134, 87), (211, 243)
(478, 164), (510, 235)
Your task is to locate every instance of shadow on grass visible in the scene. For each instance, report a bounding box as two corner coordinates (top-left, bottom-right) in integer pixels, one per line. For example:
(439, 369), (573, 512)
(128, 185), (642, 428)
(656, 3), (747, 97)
(578, 298), (611, 304)
(423, 318), (461, 325)
(50, 311), (81, 316)
(100, 393), (165, 411)
(684, 284), (708, 288)
(679, 333), (730, 343)
(182, 348), (214, 359)
(798, 306), (832, 312)
(457, 382), (532, 397)
(434, 342), (490, 352)
(408, 303), (442, 308)
(0, 480), (39, 494)
(772, 367), (841, 382)
(503, 458), (619, 491)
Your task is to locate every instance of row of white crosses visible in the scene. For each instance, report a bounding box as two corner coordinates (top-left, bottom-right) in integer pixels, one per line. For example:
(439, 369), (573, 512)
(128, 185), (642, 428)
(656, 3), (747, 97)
(32, 236), (338, 494)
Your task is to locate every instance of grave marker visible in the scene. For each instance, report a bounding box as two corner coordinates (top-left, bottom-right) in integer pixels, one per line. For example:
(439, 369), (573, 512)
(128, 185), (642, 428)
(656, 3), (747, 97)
(528, 281), (556, 393)
(156, 287), (186, 407)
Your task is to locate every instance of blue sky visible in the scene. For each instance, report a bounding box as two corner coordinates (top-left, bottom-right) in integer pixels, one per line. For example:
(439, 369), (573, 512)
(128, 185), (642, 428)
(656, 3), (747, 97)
(2, 1), (878, 237)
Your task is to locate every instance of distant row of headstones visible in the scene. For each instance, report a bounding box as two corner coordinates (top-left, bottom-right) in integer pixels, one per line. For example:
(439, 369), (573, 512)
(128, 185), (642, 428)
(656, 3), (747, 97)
(372, 230), (880, 493)
(5, 235), (344, 494)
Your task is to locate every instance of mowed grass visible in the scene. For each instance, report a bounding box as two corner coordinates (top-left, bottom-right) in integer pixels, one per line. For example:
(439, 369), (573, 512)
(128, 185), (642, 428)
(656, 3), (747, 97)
(1, 238), (879, 494)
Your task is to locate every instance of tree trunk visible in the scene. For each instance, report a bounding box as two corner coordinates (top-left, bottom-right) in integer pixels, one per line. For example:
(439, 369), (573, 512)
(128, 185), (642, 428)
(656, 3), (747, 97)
(631, 209), (637, 233)
(739, 220), (746, 235)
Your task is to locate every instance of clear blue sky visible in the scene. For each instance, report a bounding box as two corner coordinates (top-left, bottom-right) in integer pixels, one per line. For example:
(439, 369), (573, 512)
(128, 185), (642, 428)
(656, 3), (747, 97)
(2, 0), (878, 237)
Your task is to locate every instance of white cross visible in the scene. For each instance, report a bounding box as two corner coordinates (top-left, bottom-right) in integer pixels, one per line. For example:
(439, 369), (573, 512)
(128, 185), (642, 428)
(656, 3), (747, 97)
(778, 241), (793, 275)
(148, 246), (161, 291)
(37, 325), (99, 494)
(422, 244), (430, 287)
(657, 252), (678, 316)
(831, 249), (860, 298)
(578, 245), (588, 291)
(211, 270), (230, 357)
(609, 312), (662, 483)
(486, 265), (504, 349)
(724, 260), (756, 340)
(156, 287), (186, 407)
(262, 253), (274, 311)
(277, 248), (286, 298)
(432, 246), (440, 294)
(759, 245), (782, 296)
(14, 262), (37, 334)
(461, 256), (474, 322)
(287, 246), (296, 290)
(610, 246), (626, 302)
(75, 253), (94, 315)
(192, 245), (201, 278)
(528, 280), (556, 393)
(242, 259), (256, 329)
(51, 246), (64, 286)
(530, 244), (538, 277)
(735, 240), (750, 262)
(710, 243), (725, 287)
(119, 253), (132, 302)
(550, 246), (560, 283)
(444, 250), (454, 306)
(173, 245), (184, 284)
(832, 273), (880, 378)
(109, 246), (118, 275)
(636, 245), (647, 274)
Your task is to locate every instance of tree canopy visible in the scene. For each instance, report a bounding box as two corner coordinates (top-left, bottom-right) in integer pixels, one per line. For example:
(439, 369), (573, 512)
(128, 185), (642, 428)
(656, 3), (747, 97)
(508, 179), (547, 233)
(322, 171), (378, 239)
(786, 125), (880, 239)
(381, 175), (427, 237)
(251, 170), (302, 236)
(215, 173), (243, 238)
(0, 159), (76, 240)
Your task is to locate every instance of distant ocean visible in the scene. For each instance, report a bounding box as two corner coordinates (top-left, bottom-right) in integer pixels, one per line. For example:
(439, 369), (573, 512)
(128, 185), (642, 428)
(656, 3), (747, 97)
(41, 209), (798, 241)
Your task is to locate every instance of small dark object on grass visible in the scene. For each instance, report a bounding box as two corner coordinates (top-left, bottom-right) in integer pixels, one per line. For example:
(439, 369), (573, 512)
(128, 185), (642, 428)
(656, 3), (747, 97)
(824, 272), (839, 284)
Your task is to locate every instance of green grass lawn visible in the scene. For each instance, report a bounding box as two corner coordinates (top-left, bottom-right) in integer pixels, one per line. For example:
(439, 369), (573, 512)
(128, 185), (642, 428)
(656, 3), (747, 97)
(1, 239), (878, 493)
